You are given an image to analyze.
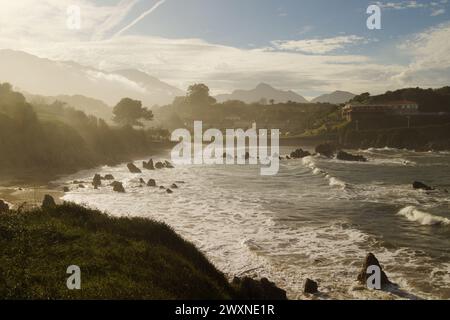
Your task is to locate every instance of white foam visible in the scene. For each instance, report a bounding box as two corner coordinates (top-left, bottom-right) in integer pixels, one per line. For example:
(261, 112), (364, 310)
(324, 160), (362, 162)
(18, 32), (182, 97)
(398, 206), (450, 226)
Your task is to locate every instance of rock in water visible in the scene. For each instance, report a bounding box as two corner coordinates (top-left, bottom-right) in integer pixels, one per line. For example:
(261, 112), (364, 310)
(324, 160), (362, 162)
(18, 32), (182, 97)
(139, 178), (145, 184)
(103, 174), (115, 180)
(166, 188), (173, 194)
(164, 160), (174, 168)
(0, 200), (9, 213)
(413, 181), (434, 191)
(336, 151), (367, 162)
(304, 278), (318, 294)
(63, 187), (70, 193)
(111, 181), (125, 193)
(147, 179), (156, 187)
(290, 148), (311, 159)
(127, 163), (142, 173)
(155, 162), (164, 169)
(231, 277), (287, 300)
(171, 183), (178, 189)
(315, 143), (336, 158)
(357, 253), (393, 289)
(92, 174), (102, 189)
(143, 159), (155, 170)
(42, 195), (56, 208)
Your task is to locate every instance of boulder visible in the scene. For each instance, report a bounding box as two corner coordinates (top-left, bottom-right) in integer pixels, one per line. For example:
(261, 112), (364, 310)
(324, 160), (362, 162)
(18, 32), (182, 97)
(413, 181), (434, 191)
(92, 174), (102, 189)
(78, 184), (85, 188)
(171, 183), (178, 189)
(164, 160), (174, 169)
(159, 186), (165, 189)
(147, 179), (156, 187)
(336, 151), (367, 162)
(103, 174), (115, 180)
(0, 200), (9, 213)
(304, 278), (318, 294)
(357, 253), (393, 289)
(127, 163), (142, 173)
(143, 159), (155, 170)
(166, 188), (173, 194)
(139, 178), (146, 184)
(286, 155), (291, 160)
(111, 181), (125, 193)
(63, 187), (70, 193)
(42, 194), (56, 208)
(290, 148), (311, 159)
(315, 143), (336, 158)
(231, 277), (287, 300)
(155, 162), (165, 169)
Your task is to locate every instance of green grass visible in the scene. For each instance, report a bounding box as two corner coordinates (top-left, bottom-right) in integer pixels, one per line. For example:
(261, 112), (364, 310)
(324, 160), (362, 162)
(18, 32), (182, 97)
(0, 203), (235, 299)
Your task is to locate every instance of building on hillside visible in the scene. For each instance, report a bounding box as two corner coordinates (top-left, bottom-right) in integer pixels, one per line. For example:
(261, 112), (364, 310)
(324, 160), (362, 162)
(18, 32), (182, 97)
(342, 101), (419, 121)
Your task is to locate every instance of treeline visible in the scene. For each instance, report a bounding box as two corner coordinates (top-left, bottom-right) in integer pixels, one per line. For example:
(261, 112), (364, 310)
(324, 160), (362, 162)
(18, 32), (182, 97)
(0, 83), (168, 177)
(152, 84), (339, 135)
(350, 87), (450, 113)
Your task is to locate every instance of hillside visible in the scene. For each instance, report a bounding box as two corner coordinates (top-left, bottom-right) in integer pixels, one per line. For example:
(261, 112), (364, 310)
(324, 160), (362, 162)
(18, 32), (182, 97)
(0, 49), (182, 107)
(312, 90), (356, 104)
(215, 83), (308, 104)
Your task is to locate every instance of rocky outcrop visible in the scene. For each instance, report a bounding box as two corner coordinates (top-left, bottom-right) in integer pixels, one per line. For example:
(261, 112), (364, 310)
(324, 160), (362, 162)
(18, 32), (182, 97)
(147, 179), (156, 187)
(0, 200), (9, 213)
(143, 159), (155, 170)
(127, 163), (142, 173)
(171, 183), (178, 189)
(42, 195), (56, 208)
(304, 278), (318, 294)
(155, 162), (164, 169)
(63, 187), (70, 193)
(111, 181), (125, 193)
(231, 277), (287, 300)
(315, 143), (336, 158)
(357, 253), (393, 289)
(336, 151), (367, 162)
(103, 174), (115, 180)
(92, 174), (102, 189)
(139, 178), (145, 184)
(290, 148), (311, 159)
(165, 160), (174, 169)
(166, 188), (173, 194)
(413, 181), (434, 191)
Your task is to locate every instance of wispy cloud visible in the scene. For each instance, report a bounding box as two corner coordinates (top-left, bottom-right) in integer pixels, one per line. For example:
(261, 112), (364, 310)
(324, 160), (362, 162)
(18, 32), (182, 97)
(271, 35), (368, 54)
(375, 0), (448, 16)
(113, 0), (167, 38)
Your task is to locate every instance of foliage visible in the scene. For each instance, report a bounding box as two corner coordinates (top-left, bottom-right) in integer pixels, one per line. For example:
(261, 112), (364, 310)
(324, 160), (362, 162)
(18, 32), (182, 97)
(113, 98), (153, 127)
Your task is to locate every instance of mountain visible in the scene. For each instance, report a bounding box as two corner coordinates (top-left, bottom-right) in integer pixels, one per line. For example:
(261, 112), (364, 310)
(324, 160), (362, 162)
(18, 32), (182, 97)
(215, 83), (308, 104)
(312, 91), (356, 104)
(0, 49), (183, 107)
(23, 92), (113, 121)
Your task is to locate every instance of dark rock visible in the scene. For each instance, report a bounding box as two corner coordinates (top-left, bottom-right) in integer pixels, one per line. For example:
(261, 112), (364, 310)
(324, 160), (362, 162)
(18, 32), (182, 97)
(232, 277), (287, 300)
(315, 143), (336, 158)
(78, 184), (85, 188)
(336, 151), (367, 162)
(304, 278), (318, 294)
(63, 187), (70, 193)
(155, 162), (165, 169)
(42, 195), (56, 208)
(92, 174), (102, 188)
(0, 200), (9, 213)
(171, 183), (178, 189)
(357, 253), (393, 289)
(103, 174), (115, 180)
(127, 162), (142, 173)
(286, 155), (291, 160)
(164, 160), (174, 168)
(139, 178), (146, 184)
(413, 181), (434, 191)
(111, 181), (125, 193)
(147, 179), (156, 187)
(143, 159), (155, 170)
(166, 188), (173, 194)
(290, 148), (311, 159)
(159, 186), (165, 189)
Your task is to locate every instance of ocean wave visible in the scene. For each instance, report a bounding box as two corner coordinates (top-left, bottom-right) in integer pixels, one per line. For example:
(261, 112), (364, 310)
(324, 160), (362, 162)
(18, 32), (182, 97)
(397, 206), (450, 226)
(302, 156), (347, 189)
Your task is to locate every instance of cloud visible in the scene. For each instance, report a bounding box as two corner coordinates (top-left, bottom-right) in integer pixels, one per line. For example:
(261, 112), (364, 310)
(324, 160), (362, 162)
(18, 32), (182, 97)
(375, 1), (448, 16)
(113, 0), (167, 38)
(271, 35), (368, 54)
(431, 8), (446, 16)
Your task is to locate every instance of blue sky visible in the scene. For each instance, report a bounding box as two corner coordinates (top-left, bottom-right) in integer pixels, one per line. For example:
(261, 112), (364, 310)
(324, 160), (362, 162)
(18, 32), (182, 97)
(1, 0), (450, 99)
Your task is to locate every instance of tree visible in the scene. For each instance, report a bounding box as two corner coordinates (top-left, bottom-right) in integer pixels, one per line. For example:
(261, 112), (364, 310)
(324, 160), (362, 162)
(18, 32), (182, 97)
(113, 98), (153, 127)
(269, 99), (275, 105)
(186, 84), (216, 106)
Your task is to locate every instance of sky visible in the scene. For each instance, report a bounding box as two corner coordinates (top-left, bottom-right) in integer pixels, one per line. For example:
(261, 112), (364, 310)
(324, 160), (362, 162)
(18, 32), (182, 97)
(0, 0), (450, 99)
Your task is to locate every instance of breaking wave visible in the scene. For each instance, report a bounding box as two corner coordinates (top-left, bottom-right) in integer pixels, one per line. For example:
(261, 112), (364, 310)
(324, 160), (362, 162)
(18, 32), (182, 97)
(398, 206), (450, 226)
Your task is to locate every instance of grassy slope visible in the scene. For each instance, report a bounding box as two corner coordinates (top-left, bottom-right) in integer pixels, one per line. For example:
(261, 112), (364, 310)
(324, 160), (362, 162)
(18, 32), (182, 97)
(0, 203), (234, 299)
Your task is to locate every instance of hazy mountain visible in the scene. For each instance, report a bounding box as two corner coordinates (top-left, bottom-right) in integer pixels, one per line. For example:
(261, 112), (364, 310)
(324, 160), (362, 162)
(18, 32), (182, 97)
(23, 92), (113, 121)
(312, 90), (356, 104)
(215, 83), (308, 104)
(0, 49), (182, 107)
